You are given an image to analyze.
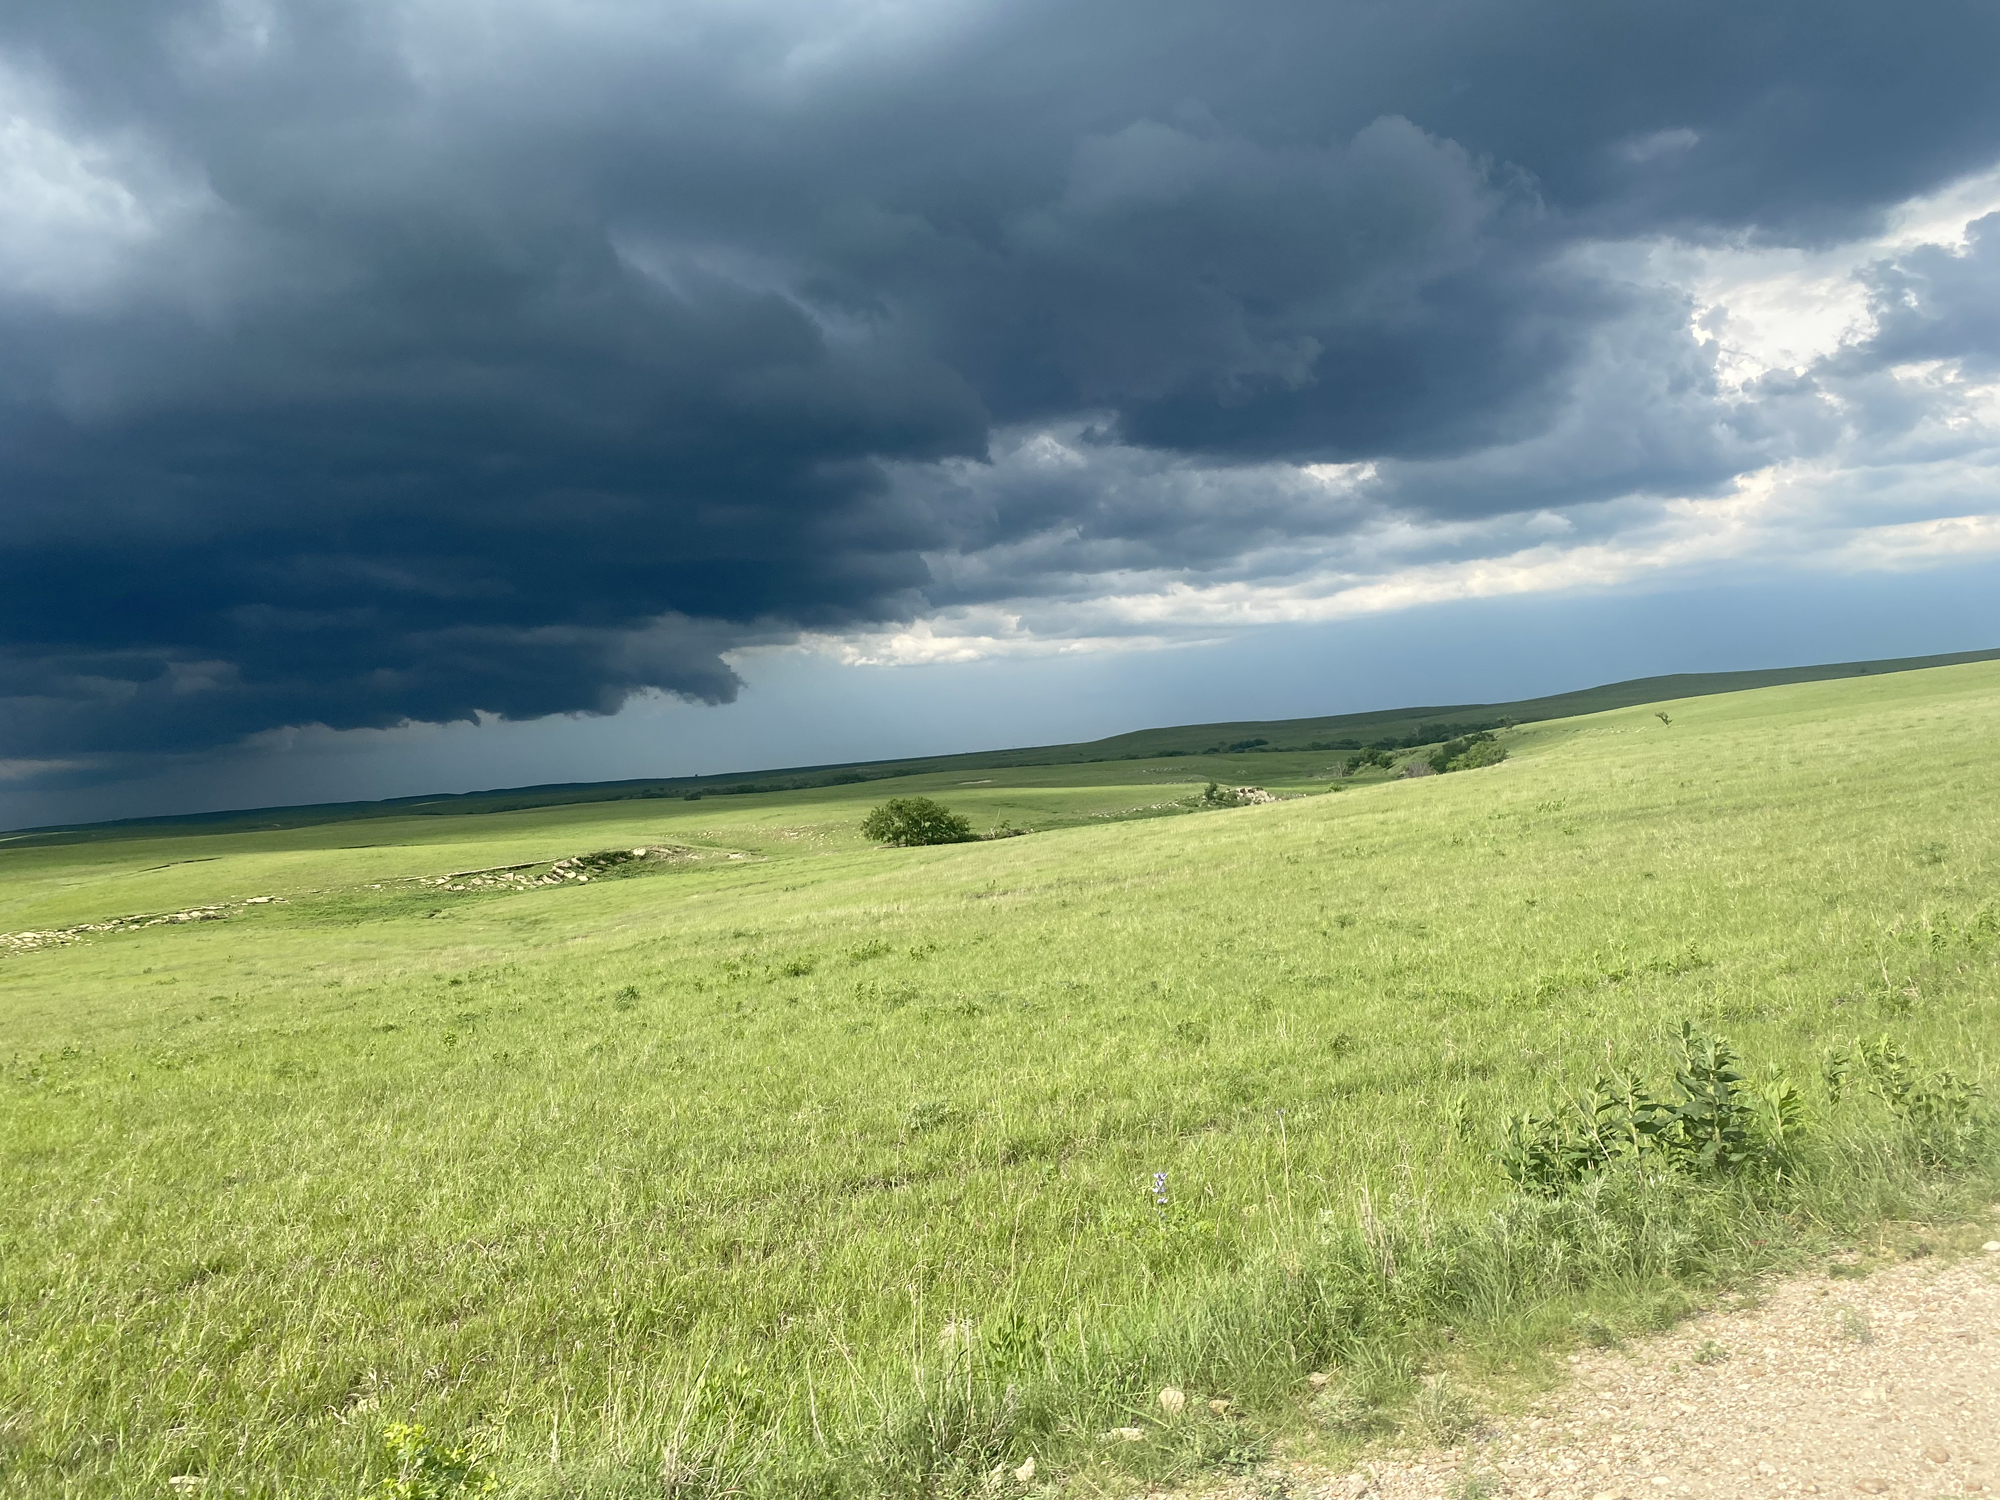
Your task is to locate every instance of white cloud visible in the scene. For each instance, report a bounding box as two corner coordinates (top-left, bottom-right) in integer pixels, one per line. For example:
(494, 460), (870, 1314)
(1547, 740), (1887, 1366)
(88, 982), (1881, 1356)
(0, 757), (84, 783)
(797, 159), (2000, 670)
(793, 613), (1187, 667)
(0, 60), (213, 309)
(1661, 163), (2000, 391)
(796, 456), (2000, 666)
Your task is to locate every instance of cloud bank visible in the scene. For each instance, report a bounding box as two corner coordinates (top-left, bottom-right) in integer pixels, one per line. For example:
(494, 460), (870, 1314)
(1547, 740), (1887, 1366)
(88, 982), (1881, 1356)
(3, 0), (1999, 770)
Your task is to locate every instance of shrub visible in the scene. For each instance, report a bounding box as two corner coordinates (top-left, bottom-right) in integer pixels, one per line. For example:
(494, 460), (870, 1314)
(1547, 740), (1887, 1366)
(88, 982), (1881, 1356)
(1498, 1023), (1795, 1193)
(1451, 736), (1508, 771)
(1499, 1022), (1989, 1196)
(1427, 731), (1508, 775)
(860, 797), (976, 847)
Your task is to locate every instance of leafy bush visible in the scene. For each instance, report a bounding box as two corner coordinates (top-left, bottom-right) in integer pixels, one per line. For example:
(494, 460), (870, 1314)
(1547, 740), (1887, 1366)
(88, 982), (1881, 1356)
(1427, 731), (1508, 775)
(1498, 1023), (1797, 1192)
(1340, 749), (1397, 775)
(860, 797), (976, 847)
(1501, 1022), (1987, 1195)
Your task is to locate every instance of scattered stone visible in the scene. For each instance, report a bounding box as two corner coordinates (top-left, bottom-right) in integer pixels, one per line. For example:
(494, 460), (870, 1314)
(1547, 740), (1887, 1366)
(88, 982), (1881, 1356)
(1308, 1372), (1333, 1389)
(2, 900), (247, 955)
(1925, 1445), (1953, 1463)
(1012, 1456), (1035, 1484)
(1159, 1386), (1187, 1415)
(1101, 1427), (1146, 1442)
(1855, 1480), (1887, 1494)
(424, 845), (720, 892)
(1208, 1397), (1232, 1414)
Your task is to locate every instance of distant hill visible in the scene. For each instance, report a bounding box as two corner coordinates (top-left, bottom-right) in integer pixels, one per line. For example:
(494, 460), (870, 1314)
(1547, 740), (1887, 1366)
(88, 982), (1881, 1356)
(12, 644), (1998, 844)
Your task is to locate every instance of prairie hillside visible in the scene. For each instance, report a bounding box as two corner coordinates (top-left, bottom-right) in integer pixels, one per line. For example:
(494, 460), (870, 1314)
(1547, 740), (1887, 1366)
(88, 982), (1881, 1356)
(4, 660), (1999, 1498)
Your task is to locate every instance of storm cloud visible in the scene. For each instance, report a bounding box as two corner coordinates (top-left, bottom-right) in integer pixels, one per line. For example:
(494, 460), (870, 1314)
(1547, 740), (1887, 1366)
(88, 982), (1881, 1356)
(4, 0), (1999, 761)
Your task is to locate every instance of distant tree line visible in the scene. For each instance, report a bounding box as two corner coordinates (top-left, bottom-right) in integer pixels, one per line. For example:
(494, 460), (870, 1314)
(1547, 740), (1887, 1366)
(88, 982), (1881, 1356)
(635, 768), (891, 801)
(598, 717), (1521, 804)
(1150, 717), (1515, 758)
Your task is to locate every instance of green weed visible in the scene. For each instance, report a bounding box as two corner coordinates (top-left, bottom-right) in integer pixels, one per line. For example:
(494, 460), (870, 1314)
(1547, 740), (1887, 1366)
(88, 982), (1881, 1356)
(1497, 1024), (1797, 1192)
(360, 1424), (496, 1500)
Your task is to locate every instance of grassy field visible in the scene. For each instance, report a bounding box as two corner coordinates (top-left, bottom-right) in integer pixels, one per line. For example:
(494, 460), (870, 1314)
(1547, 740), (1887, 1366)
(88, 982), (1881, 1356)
(15, 645), (1994, 845)
(3, 662), (1999, 1498)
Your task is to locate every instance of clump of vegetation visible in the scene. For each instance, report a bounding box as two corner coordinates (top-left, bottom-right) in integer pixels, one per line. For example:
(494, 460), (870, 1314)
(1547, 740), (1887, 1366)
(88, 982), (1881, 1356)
(860, 797), (976, 846)
(1334, 729), (1507, 775)
(1340, 748), (1398, 775)
(1409, 1374), (1478, 1444)
(360, 1423), (496, 1500)
(1501, 1022), (1985, 1194)
(1427, 731), (1507, 775)
(1825, 1034), (1987, 1166)
(1499, 1022), (1800, 1191)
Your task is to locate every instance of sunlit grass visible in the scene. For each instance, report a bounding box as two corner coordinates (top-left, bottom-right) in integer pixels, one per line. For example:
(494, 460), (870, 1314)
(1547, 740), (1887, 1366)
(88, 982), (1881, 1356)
(2, 662), (1998, 1497)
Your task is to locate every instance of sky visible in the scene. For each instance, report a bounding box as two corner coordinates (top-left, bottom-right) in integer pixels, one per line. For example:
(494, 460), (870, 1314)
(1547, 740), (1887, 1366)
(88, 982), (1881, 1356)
(3, 1), (1999, 829)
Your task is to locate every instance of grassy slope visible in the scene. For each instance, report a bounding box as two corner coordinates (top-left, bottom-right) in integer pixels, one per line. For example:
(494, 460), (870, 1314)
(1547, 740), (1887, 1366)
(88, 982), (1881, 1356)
(13, 645), (1996, 847)
(2, 663), (1998, 1497)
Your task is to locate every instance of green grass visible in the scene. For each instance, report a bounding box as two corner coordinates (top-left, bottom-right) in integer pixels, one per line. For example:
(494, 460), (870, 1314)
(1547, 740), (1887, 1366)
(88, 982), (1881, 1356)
(3, 661), (1999, 1498)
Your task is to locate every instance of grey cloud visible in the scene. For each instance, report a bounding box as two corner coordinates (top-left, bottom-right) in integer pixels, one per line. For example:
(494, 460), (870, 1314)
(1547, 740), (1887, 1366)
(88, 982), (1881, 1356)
(1860, 213), (2000, 373)
(2, 0), (1998, 760)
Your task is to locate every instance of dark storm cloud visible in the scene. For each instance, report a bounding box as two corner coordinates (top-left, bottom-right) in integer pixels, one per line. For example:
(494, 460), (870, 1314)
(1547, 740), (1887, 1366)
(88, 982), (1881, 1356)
(2, 0), (1998, 757)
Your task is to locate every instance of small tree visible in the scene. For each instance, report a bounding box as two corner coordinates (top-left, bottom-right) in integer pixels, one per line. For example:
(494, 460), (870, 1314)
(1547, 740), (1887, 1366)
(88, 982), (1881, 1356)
(860, 796), (975, 847)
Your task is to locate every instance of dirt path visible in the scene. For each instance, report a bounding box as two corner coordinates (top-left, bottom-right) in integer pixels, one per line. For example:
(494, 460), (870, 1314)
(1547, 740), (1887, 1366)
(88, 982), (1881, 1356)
(1257, 1240), (2000, 1500)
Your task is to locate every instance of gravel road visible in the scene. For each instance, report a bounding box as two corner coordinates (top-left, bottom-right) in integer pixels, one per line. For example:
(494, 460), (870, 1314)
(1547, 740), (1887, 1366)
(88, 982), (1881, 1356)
(1216, 1239), (2000, 1500)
